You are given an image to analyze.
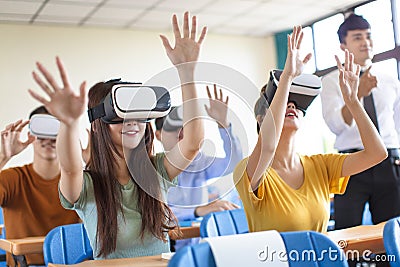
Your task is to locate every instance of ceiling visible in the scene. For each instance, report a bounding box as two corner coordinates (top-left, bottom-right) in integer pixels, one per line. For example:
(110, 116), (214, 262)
(0, 0), (369, 37)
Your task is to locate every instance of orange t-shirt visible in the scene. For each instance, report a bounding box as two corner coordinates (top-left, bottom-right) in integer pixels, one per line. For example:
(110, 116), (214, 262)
(0, 164), (80, 266)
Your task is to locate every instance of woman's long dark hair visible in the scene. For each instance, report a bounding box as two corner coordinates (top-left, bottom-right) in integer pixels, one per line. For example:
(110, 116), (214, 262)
(86, 81), (178, 257)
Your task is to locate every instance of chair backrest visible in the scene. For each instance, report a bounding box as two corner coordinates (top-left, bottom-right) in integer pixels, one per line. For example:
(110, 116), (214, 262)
(383, 216), (400, 267)
(43, 223), (93, 265)
(199, 209), (248, 238)
(168, 231), (348, 267)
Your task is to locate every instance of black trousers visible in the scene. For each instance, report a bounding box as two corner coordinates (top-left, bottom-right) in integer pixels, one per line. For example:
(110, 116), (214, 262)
(334, 155), (400, 230)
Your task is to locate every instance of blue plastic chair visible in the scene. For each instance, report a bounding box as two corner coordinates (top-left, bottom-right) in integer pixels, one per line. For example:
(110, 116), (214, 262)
(383, 216), (400, 267)
(0, 208), (5, 267)
(199, 209), (248, 238)
(169, 231), (349, 267)
(43, 223), (93, 266)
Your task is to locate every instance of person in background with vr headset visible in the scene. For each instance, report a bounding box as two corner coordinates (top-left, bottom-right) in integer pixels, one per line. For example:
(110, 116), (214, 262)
(234, 25), (387, 234)
(0, 106), (80, 266)
(28, 12), (206, 259)
(155, 85), (242, 251)
(321, 14), (400, 232)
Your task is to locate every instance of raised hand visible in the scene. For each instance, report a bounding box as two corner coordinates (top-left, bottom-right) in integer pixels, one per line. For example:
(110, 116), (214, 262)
(28, 57), (87, 126)
(204, 84), (229, 128)
(160, 12), (207, 67)
(282, 25), (312, 79)
(335, 49), (361, 105)
(1, 120), (35, 162)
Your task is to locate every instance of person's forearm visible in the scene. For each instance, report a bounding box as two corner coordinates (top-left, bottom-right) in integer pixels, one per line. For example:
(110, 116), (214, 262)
(179, 69), (204, 152)
(57, 121), (85, 203)
(247, 74), (292, 189)
(0, 154), (10, 171)
(260, 74), (293, 152)
(57, 122), (84, 175)
(341, 93), (364, 125)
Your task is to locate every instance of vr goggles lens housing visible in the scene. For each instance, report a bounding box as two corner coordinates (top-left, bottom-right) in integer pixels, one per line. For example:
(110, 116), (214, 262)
(88, 83), (171, 124)
(255, 69), (321, 116)
(162, 106), (183, 132)
(29, 114), (60, 139)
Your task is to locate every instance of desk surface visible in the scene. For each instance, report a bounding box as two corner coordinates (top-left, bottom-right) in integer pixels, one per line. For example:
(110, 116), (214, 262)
(47, 223), (386, 266)
(2, 223), (384, 264)
(327, 222), (385, 255)
(0, 236), (44, 255)
(0, 224), (199, 257)
(48, 255), (169, 267)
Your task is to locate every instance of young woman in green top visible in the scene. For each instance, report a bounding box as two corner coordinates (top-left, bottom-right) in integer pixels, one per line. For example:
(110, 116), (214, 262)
(28, 12), (206, 259)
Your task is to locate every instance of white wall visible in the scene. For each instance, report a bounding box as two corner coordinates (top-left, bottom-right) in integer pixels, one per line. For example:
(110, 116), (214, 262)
(0, 23), (276, 167)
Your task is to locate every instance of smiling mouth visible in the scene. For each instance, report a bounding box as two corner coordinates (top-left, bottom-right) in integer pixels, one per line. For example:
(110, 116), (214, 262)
(285, 111), (298, 118)
(122, 131), (139, 135)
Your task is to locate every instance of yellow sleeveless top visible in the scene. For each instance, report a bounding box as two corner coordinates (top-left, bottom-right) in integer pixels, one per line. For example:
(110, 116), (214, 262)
(234, 154), (349, 233)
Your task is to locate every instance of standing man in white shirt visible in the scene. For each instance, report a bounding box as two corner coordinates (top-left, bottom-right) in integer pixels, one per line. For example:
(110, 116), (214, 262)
(321, 13), (400, 230)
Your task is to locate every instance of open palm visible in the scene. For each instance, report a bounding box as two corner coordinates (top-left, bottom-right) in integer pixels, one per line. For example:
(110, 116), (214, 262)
(1, 120), (35, 159)
(335, 50), (360, 103)
(160, 12), (207, 67)
(29, 57), (87, 126)
(204, 84), (229, 127)
(283, 26), (312, 78)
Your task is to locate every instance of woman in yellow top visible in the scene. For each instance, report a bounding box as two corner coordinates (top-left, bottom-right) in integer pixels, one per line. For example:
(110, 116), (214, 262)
(234, 26), (387, 233)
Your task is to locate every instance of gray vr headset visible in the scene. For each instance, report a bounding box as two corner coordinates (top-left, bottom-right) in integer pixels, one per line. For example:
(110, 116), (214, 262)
(29, 114), (60, 139)
(255, 70), (321, 116)
(162, 106), (183, 132)
(88, 82), (171, 124)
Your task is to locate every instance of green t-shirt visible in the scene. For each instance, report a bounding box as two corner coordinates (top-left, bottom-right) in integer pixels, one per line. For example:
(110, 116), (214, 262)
(60, 153), (177, 259)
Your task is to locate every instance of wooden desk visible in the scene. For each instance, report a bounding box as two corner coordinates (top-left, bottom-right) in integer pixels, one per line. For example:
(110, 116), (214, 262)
(169, 226), (200, 240)
(48, 255), (169, 267)
(327, 222), (386, 258)
(38, 223), (390, 265)
(0, 225), (198, 266)
(0, 236), (45, 267)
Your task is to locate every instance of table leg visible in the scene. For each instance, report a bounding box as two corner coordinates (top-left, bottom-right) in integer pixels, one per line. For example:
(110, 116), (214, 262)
(12, 254), (27, 267)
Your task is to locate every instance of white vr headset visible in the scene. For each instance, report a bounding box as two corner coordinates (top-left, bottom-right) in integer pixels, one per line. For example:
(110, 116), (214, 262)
(88, 82), (171, 124)
(29, 114), (60, 139)
(256, 69), (321, 115)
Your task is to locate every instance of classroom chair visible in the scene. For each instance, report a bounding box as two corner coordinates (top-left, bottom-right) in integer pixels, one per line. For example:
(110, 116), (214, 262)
(43, 223), (93, 266)
(0, 208), (5, 267)
(169, 230), (348, 267)
(383, 216), (400, 267)
(199, 209), (248, 238)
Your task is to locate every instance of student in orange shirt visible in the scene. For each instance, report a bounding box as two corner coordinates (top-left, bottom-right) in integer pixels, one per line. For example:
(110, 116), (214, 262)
(0, 106), (80, 266)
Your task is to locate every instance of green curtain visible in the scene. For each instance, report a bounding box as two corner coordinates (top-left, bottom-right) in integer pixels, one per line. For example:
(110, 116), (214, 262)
(274, 29), (292, 70)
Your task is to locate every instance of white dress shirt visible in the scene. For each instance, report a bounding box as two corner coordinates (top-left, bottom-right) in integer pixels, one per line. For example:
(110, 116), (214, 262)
(321, 66), (400, 151)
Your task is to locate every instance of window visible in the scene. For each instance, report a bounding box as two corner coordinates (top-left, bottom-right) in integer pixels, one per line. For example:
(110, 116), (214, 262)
(301, 26), (316, 74)
(355, 0), (395, 53)
(374, 58), (399, 78)
(313, 14), (344, 70)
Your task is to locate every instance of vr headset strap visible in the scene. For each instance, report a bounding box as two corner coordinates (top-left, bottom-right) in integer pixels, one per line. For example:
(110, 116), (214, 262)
(87, 103), (106, 123)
